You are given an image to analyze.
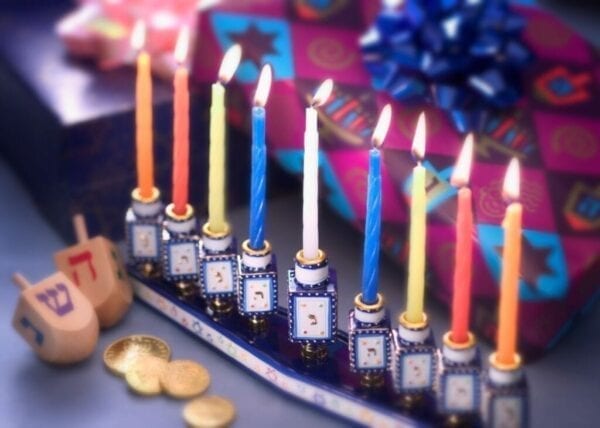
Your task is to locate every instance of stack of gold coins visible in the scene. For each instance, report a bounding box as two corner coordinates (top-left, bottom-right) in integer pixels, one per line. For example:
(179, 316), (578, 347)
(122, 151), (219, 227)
(104, 334), (236, 426)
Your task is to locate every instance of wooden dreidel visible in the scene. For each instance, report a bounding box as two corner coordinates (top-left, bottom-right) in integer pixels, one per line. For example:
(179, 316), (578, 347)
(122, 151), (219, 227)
(54, 214), (133, 328)
(11, 272), (99, 364)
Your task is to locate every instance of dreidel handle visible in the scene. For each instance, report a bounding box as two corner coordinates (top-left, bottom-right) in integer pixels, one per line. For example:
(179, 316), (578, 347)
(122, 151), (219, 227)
(12, 272), (33, 291)
(73, 214), (89, 243)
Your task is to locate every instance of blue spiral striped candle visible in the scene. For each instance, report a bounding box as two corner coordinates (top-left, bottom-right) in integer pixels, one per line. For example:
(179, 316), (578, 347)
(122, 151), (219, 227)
(361, 147), (382, 304)
(249, 106), (266, 250)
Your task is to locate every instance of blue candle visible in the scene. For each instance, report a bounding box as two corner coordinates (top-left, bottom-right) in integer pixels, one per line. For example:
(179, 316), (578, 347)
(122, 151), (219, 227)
(361, 147), (382, 304)
(249, 105), (266, 249)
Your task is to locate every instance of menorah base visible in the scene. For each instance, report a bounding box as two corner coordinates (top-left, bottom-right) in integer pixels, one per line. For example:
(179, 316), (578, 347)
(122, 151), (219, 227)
(208, 296), (235, 315)
(175, 281), (197, 299)
(129, 266), (438, 427)
(360, 372), (385, 389)
(300, 343), (328, 364)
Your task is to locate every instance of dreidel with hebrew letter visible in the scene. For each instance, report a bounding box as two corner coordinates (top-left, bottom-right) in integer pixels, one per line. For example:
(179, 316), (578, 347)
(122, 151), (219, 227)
(11, 272), (99, 364)
(54, 214), (133, 328)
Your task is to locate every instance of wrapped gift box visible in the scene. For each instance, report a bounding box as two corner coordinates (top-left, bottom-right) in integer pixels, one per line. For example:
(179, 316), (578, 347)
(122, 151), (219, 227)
(0, 3), (292, 241)
(191, 0), (600, 358)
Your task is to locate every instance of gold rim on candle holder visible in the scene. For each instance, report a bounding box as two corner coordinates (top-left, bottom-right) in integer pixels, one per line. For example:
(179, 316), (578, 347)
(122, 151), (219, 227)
(354, 293), (385, 313)
(398, 311), (428, 330)
(132, 187), (161, 204)
(489, 352), (522, 372)
(242, 239), (272, 256)
(295, 249), (327, 265)
(165, 203), (194, 221)
(443, 331), (476, 350)
(202, 222), (231, 239)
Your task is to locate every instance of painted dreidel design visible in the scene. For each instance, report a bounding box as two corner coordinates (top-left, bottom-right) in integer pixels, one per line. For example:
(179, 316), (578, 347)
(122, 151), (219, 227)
(288, 250), (338, 363)
(348, 293), (391, 389)
(237, 239), (277, 331)
(55, 214), (133, 328)
(11, 272), (99, 364)
(125, 187), (163, 276)
(437, 332), (482, 424)
(162, 203), (201, 298)
(391, 313), (438, 408)
(199, 222), (239, 315)
(483, 353), (529, 428)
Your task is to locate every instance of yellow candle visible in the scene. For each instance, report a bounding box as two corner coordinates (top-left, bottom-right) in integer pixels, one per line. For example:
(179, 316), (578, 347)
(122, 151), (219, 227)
(497, 158), (522, 365)
(208, 82), (226, 232)
(406, 113), (427, 324)
(132, 21), (154, 199)
(208, 45), (241, 234)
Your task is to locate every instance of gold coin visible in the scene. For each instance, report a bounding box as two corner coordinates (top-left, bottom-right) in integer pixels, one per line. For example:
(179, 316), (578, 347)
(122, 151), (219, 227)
(104, 335), (171, 377)
(125, 355), (168, 396)
(183, 396), (236, 428)
(160, 360), (211, 399)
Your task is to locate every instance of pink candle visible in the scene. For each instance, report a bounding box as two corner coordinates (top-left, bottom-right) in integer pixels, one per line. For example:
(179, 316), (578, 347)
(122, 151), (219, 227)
(172, 29), (190, 216)
(450, 135), (474, 344)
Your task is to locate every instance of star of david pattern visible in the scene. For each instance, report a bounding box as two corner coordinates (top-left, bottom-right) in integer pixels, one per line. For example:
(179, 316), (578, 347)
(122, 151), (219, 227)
(192, 0), (600, 358)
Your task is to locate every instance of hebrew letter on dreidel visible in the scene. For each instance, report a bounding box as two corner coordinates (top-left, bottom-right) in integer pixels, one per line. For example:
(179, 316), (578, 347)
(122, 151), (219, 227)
(36, 283), (74, 316)
(308, 314), (318, 326)
(68, 250), (97, 286)
(254, 291), (264, 300)
(367, 348), (377, 357)
(20, 317), (44, 345)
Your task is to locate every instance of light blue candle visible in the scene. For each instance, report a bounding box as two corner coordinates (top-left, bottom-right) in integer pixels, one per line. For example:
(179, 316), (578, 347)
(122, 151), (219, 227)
(361, 147), (382, 304)
(249, 105), (266, 249)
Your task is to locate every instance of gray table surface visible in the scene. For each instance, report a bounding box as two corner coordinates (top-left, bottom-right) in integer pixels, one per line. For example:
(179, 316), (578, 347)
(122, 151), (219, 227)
(2, 1), (600, 427)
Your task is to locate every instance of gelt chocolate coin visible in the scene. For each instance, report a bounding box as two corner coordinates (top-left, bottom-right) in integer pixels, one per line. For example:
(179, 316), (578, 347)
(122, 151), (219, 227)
(160, 360), (210, 399)
(104, 335), (171, 377)
(183, 396), (236, 428)
(125, 354), (168, 396)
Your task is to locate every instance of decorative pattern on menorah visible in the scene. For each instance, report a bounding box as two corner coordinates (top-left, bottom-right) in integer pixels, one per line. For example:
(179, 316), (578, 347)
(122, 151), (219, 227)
(125, 187), (163, 276)
(161, 203), (200, 297)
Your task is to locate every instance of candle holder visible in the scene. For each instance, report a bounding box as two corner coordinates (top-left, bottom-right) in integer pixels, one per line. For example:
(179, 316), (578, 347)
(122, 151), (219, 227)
(237, 239), (277, 332)
(199, 222), (239, 315)
(437, 332), (482, 425)
(348, 293), (391, 389)
(161, 203), (200, 298)
(391, 312), (437, 410)
(125, 187), (163, 276)
(483, 353), (529, 428)
(288, 249), (337, 365)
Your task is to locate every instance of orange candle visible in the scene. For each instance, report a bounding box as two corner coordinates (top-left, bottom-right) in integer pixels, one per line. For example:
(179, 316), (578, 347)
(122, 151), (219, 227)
(132, 21), (154, 199)
(450, 134), (474, 344)
(496, 158), (523, 365)
(172, 29), (190, 216)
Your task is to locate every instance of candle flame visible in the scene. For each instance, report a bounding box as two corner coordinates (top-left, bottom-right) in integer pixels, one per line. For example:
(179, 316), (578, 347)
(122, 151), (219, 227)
(253, 64), (272, 107)
(311, 78), (333, 107)
(131, 20), (146, 51)
(174, 26), (190, 64)
(218, 44), (242, 84)
(372, 104), (392, 148)
(451, 133), (474, 187)
(411, 112), (426, 161)
(502, 158), (520, 202)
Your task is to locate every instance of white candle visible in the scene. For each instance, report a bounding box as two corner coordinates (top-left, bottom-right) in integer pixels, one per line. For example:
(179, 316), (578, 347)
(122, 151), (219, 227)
(302, 79), (333, 261)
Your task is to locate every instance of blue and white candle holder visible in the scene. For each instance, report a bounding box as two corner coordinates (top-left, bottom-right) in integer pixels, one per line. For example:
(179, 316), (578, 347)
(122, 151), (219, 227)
(437, 332), (482, 424)
(391, 312), (438, 408)
(237, 239), (277, 331)
(483, 353), (529, 428)
(348, 293), (391, 388)
(288, 249), (337, 363)
(200, 222), (239, 315)
(161, 203), (200, 297)
(125, 187), (163, 276)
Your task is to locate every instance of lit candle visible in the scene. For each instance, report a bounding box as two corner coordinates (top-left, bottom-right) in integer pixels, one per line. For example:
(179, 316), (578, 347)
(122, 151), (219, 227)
(406, 112), (427, 324)
(249, 64), (272, 250)
(208, 44), (242, 233)
(450, 134), (475, 344)
(132, 21), (154, 199)
(361, 104), (392, 304)
(172, 27), (190, 216)
(496, 158), (522, 365)
(302, 79), (333, 261)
